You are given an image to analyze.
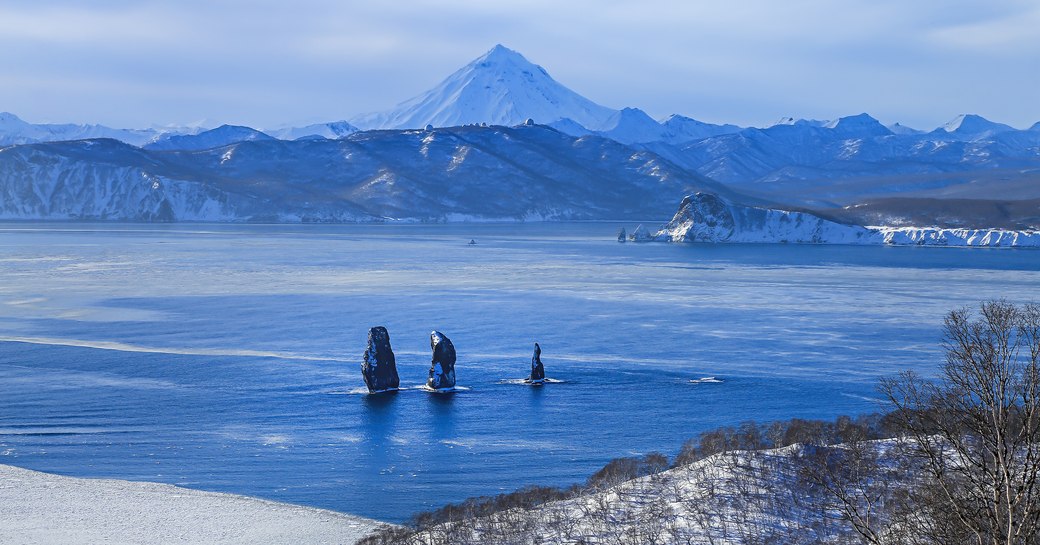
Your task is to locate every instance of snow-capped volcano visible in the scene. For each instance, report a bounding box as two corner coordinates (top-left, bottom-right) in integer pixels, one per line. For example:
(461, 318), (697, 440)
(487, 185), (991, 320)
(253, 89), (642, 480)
(351, 44), (617, 130)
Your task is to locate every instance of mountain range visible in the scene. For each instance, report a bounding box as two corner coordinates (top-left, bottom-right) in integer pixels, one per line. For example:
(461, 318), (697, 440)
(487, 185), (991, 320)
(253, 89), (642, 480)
(0, 125), (733, 222)
(0, 44), (1037, 229)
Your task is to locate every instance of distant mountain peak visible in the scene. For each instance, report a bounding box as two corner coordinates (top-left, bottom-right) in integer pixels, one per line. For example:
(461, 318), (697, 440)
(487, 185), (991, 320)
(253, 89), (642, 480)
(770, 117), (828, 128)
(351, 46), (616, 130)
(266, 120), (358, 141)
(942, 113), (982, 131)
(933, 114), (1014, 141)
(824, 113), (891, 136)
(887, 122), (922, 135)
(479, 43), (528, 63)
(940, 114), (1012, 134)
(0, 111), (25, 124)
(144, 124), (274, 151)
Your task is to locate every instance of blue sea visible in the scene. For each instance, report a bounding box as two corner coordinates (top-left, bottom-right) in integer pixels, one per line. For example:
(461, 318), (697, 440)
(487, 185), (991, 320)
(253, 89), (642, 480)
(1, 223), (1038, 522)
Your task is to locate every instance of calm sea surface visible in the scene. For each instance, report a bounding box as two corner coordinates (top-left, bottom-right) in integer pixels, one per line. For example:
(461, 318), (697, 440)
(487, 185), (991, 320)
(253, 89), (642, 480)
(1, 222), (1038, 521)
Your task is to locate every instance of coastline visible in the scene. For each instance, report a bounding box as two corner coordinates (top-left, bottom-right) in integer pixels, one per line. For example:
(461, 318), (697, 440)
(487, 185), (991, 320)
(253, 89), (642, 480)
(0, 464), (384, 544)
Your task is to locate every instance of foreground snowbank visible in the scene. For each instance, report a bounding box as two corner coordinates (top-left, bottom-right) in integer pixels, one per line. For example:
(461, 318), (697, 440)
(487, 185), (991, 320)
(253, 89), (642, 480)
(655, 193), (1040, 247)
(0, 464), (382, 545)
(390, 440), (903, 544)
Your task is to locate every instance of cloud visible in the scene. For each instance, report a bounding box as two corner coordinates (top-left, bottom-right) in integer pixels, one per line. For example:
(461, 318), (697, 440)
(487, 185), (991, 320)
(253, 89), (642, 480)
(0, 0), (1036, 129)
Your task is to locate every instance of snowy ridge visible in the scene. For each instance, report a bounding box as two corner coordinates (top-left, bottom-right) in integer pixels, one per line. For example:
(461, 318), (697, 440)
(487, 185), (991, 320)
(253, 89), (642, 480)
(0, 141), (242, 221)
(400, 441), (903, 544)
(656, 193), (876, 244)
(265, 121), (358, 141)
(349, 45), (738, 145)
(877, 227), (1040, 247)
(656, 193), (1040, 247)
(145, 125), (275, 151)
(936, 113), (1015, 140)
(675, 112), (1040, 197)
(0, 125), (731, 222)
(0, 112), (184, 147)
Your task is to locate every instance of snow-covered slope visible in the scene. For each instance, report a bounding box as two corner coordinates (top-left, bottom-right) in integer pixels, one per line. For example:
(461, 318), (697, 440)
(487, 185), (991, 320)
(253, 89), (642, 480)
(655, 193), (1040, 247)
(266, 121), (359, 141)
(658, 114), (742, 143)
(0, 112), (358, 148)
(394, 441), (905, 545)
(0, 125), (734, 222)
(1, 464), (383, 545)
(145, 125), (276, 151)
(351, 45), (617, 130)
(0, 112), (169, 147)
(770, 116), (828, 127)
(886, 122), (923, 135)
(934, 113), (1015, 141)
(656, 193), (876, 244)
(822, 112), (893, 137)
(669, 113), (1040, 201)
(596, 108), (668, 144)
(877, 227), (1040, 246)
(0, 140), (253, 221)
(592, 110), (741, 145)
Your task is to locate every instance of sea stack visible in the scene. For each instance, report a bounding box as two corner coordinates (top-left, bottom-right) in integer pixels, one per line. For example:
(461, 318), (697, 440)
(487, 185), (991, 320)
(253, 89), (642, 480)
(427, 331), (457, 390)
(526, 342), (545, 384)
(629, 224), (654, 242)
(361, 326), (400, 393)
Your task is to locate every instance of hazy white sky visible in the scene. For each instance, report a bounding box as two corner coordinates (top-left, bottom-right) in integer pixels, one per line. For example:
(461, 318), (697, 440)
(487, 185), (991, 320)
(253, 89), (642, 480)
(1, 0), (1038, 130)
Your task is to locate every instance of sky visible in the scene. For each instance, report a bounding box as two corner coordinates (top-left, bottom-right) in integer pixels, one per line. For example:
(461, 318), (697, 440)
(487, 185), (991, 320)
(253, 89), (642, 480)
(1, 0), (1038, 130)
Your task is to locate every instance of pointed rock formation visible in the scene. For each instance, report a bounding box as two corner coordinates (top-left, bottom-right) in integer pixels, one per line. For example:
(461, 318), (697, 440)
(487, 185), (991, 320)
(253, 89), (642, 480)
(629, 224), (654, 242)
(427, 331), (457, 390)
(526, 343), (545, 384)
(361, 326), (400, 393)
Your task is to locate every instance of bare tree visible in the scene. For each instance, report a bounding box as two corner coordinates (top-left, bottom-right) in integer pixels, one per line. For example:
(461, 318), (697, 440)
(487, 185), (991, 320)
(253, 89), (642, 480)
(881, 300), (1040, 545)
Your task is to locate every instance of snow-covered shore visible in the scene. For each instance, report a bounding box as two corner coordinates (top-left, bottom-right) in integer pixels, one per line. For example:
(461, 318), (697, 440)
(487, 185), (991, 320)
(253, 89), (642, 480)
(654, 193), (1040, 247)
(0, 464), (383, 544)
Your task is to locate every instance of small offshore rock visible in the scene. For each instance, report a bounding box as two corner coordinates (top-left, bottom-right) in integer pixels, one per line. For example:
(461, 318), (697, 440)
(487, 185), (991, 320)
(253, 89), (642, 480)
(629, 224), (655, 242)
(427, 331), (457, 390)
(361, 326), (400, 393)
(526, 342), (545, 384)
